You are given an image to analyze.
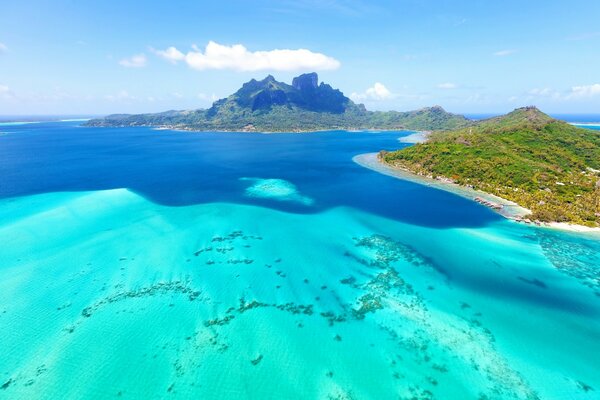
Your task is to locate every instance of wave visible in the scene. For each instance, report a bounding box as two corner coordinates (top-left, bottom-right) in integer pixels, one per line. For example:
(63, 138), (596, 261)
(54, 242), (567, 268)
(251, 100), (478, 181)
(570, 122), (600, 127)
(0, 118), (91, 126)
(0, 121), (41, 126)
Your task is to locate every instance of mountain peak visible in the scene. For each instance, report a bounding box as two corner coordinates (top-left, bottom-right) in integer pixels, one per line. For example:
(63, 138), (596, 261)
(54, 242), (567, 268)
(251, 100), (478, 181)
(223, 72), (350, 113)
(503, 106), (554, 125)
(473, 105), (556, 133)
(422, 105), (446, 113)
(292, 73), (319, 91)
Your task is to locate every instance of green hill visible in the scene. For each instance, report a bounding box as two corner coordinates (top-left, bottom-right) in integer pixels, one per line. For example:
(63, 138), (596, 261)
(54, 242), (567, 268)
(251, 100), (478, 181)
(85, 73), (470, 132)
(381, 107), (600, 226)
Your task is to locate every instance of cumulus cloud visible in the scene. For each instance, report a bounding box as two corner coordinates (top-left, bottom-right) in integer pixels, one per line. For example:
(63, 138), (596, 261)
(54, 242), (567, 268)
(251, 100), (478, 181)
(0, 84), (14, 99)
(0, 42), (7, 53)
(350, 83), (393, 101)
(152, 46), (185, 63)
(528, 87), (561, 99)
(493, 49), (516, 57)
(119, 54), (147, 68)
(567, 83), (600, 99)
(152, 41), (340, 72)
(521, 84), (600, 102)
(438, 82), (458, 89)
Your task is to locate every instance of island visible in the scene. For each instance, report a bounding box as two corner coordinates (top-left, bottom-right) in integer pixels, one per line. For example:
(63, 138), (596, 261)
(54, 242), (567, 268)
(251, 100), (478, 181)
(86, 73), (471, 132)
(379, 107), (600, 227)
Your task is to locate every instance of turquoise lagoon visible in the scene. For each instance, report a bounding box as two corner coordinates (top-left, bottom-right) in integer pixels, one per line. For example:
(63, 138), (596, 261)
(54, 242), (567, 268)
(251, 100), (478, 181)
(0, 122), (599, 399)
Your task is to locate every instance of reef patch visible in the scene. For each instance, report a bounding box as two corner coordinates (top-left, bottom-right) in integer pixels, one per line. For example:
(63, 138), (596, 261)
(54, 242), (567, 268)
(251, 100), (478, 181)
(240, 177), (314, 206)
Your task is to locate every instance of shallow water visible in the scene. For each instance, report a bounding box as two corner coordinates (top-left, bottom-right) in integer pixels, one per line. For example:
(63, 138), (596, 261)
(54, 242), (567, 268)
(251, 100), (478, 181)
(0, 122), (599, 399)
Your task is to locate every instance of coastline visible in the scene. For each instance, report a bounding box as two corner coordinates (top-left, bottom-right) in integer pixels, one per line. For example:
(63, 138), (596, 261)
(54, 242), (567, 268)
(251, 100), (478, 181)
(87, 122), (424, 134)
(570, 122), (600, 128)
(398, 131), (430, 144)
(164, 127), (411, 135)
(353, 152), (600, 235)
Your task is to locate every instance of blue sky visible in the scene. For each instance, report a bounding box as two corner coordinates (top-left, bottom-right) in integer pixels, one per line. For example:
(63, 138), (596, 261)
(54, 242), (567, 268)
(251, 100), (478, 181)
(1, 0), (599, 115)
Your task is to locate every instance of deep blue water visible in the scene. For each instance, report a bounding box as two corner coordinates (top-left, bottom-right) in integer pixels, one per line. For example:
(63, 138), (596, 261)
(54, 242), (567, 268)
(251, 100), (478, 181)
(0, 121), (500, 228)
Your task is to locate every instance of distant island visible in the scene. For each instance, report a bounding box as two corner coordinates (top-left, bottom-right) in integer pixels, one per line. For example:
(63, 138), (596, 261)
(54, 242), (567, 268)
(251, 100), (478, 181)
(85, 73), (470, 132)
(86, 74), (600, 227)
(380, 107), (600, 227)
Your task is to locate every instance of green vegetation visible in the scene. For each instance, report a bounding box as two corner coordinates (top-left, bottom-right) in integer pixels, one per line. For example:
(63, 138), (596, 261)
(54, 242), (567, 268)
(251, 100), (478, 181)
(382, 107), (600, 226)
(85, 73), (470, 132)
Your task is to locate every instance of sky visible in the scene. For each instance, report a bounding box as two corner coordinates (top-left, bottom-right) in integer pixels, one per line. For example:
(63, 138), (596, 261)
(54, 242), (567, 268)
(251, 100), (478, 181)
(1, 0), (600, 115)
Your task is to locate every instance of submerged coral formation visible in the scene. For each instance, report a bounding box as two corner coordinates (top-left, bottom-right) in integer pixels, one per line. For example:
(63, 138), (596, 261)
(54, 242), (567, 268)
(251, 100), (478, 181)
(537, 230), (600, 295)
(1, 191), (598, 399)
(240, 177), (314, 205)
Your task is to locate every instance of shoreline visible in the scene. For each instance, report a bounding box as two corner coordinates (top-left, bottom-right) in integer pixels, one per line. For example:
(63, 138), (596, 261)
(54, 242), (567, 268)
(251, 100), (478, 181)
(86, 122), (419, 134)
(398, 131), (430, 144)
(569, 122), (600, 127)
(353, 152), (600, 235)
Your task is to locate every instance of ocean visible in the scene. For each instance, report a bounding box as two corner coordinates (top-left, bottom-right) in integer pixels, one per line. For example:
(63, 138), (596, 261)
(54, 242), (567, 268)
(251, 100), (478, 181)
(0, 121), (598, 399)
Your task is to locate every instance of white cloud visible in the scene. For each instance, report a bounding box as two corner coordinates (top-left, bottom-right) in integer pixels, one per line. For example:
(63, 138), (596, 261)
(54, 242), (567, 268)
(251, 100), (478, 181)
(350, 83), (393, 102)
(522, 84), (600, 102)
(464, 93), (489, 104)
(0, 42), (7, 53)
(438, 82), (458, 89)
(527, 87), (561, 99)
(153, 41), (340, 72)
(493, 49), (516, 57)
(198, 92), (219, 102)
(0, 84), (14, 99)
(0, 85), (18, 100)
(153, 46), (185, 63)
(105, 90), (136, 102)
(567, 83), (600, 99)
(119, 54), (147, 68)
(528, 88), (551, 96)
